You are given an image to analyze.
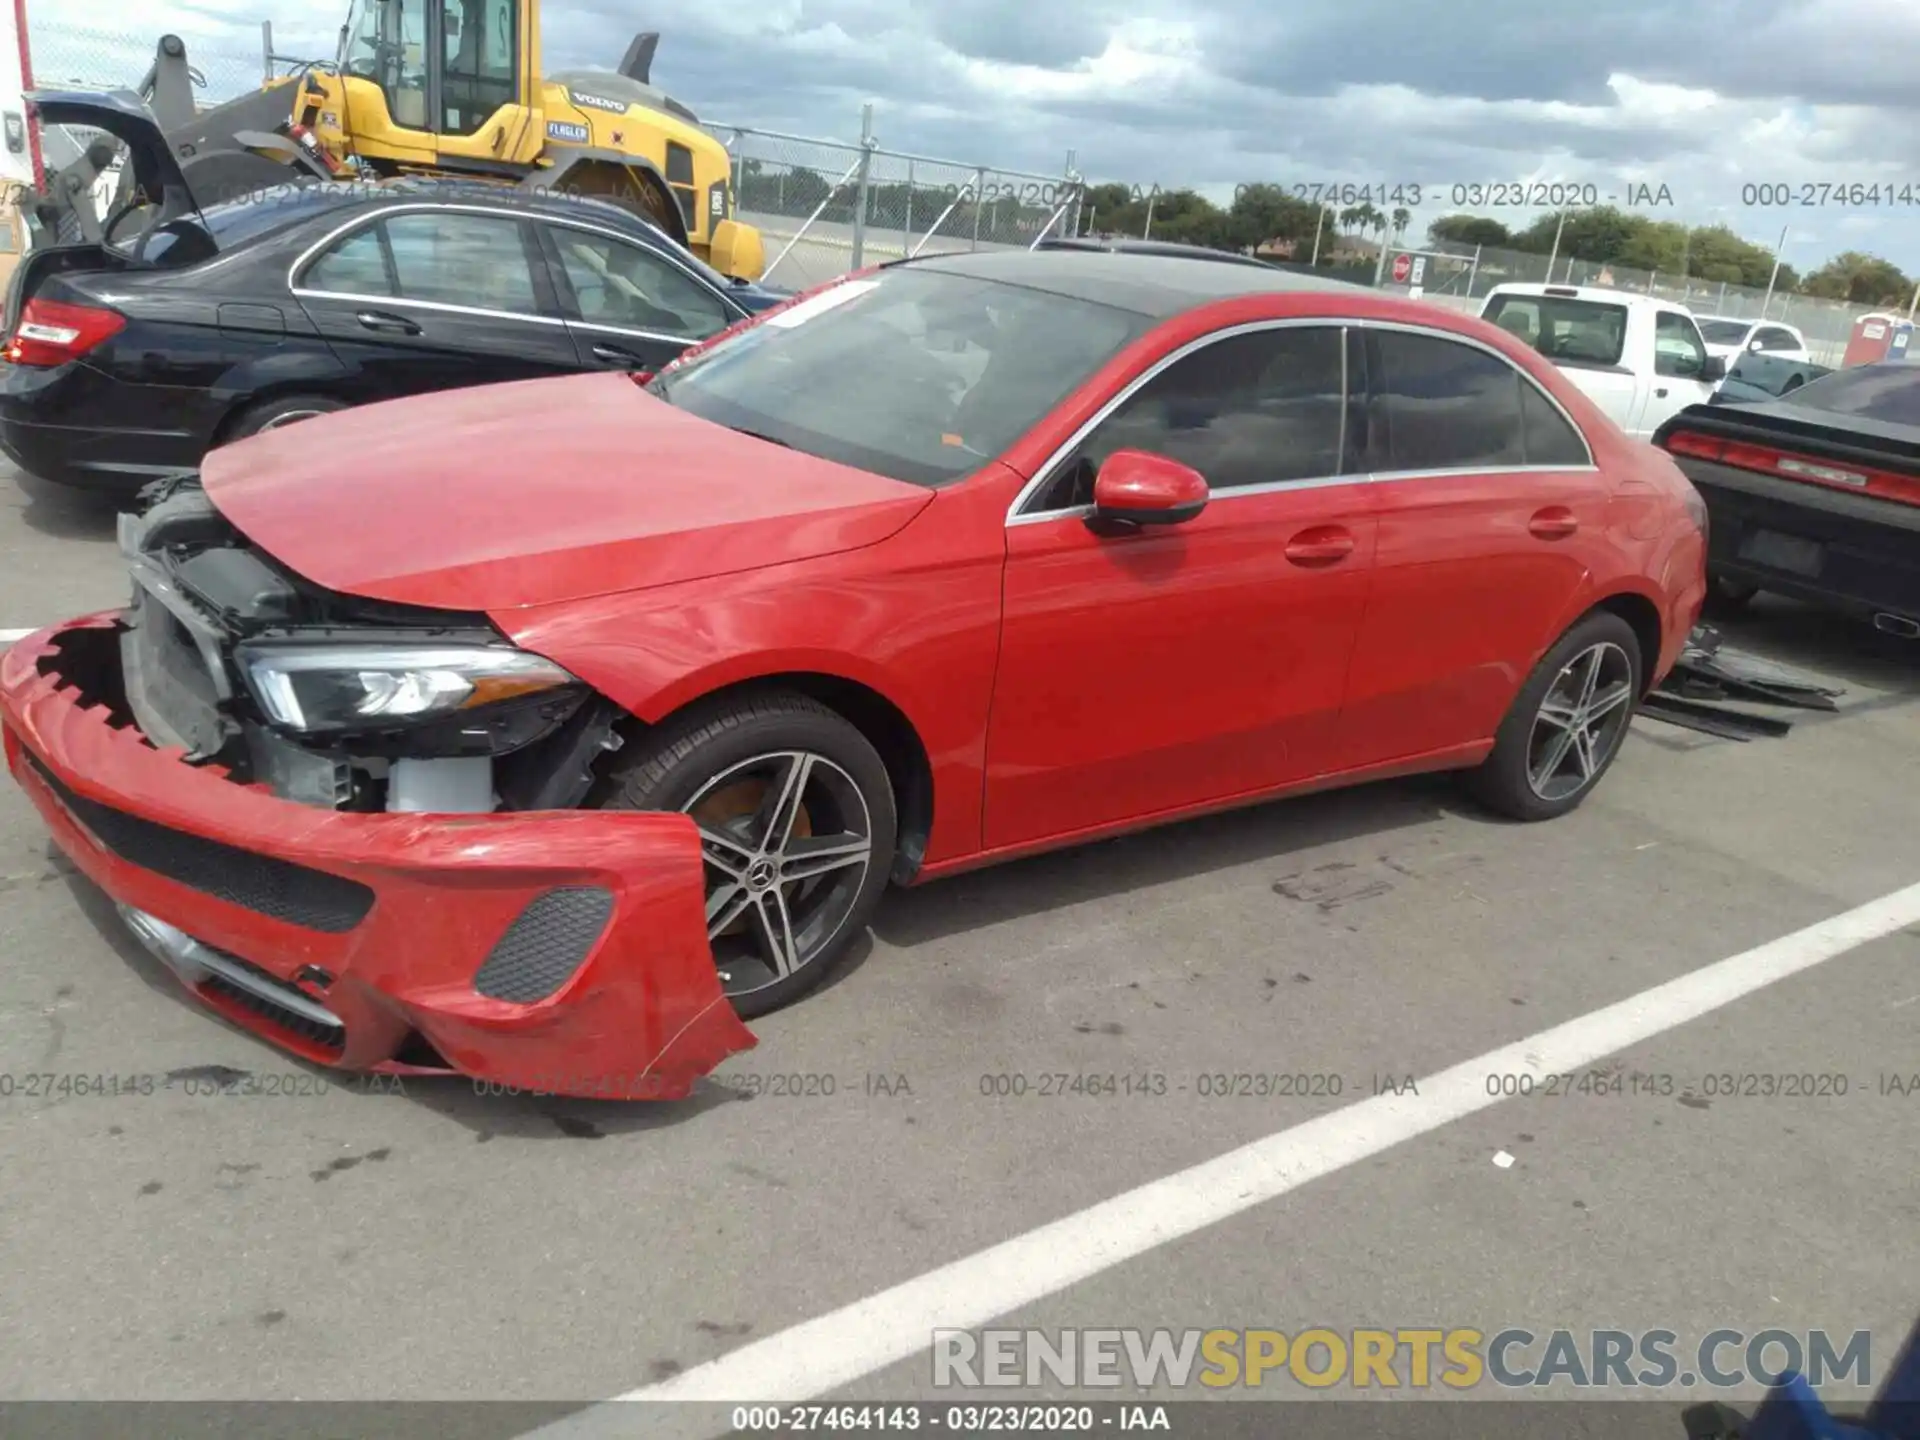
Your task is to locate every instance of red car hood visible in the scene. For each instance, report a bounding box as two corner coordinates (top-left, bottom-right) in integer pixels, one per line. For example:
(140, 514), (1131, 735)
(201, 373), (934, 609)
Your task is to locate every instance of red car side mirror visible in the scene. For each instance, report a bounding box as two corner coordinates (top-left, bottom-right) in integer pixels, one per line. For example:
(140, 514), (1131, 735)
(1089, 450), (1209, 530)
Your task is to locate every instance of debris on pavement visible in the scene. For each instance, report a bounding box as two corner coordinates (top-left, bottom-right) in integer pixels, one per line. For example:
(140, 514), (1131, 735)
(1638, 624), (1846, 741)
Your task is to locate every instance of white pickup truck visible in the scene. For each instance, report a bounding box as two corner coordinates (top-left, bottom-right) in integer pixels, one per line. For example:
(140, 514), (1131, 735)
(1479, 283), (1726, 438)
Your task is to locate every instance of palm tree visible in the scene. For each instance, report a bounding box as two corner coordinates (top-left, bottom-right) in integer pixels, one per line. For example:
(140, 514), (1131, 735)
(1337, 204), (1365, 236)
(1390, 206), (1411, 240)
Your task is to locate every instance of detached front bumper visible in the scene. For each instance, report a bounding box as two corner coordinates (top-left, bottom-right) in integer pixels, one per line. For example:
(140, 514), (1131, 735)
(1, 615), (755, 1099)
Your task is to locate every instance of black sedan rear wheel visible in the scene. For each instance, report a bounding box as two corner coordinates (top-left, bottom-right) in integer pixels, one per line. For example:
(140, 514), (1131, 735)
(594, 691), (897, 1019)
(226, 394), (347, 443)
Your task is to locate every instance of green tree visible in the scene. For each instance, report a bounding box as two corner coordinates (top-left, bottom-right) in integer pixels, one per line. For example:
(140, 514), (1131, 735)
(1511, 206), (1640, 262)
(1801, 251), (1914, 305)
(1225, 183), (1322, 251)
(1427, 214), (1511, 247)
(1613, 219), (1689, 274)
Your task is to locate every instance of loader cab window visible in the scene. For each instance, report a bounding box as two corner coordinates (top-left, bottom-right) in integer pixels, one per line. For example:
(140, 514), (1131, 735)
(344, 0), (432, 132)
(441, 0), (518, 136)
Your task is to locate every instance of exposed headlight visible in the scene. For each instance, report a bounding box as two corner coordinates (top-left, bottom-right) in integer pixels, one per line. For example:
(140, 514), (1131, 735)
(239, 644), (577, 734)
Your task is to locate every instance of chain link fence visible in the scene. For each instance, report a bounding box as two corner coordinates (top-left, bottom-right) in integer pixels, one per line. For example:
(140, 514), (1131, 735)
(28, 23), (269, 104)
(710, 113), (1082, 290)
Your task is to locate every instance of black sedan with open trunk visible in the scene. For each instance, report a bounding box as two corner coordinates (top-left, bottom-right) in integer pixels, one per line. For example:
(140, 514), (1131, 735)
(1, 91), (784, 497)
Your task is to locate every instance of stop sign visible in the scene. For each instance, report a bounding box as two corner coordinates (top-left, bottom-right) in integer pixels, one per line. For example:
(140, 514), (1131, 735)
(1391, 252), (1413, 283)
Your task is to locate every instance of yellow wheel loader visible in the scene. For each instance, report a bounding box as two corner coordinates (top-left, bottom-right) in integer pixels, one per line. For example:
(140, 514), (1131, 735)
(34, 5), (764, 279)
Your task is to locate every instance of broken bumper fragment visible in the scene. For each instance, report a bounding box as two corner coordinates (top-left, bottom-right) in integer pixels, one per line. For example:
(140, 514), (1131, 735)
(1, 615), (755, 1098)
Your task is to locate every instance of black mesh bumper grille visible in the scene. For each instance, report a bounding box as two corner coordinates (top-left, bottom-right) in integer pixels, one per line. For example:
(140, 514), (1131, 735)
(473, 887), (614, 1003)
(25, 753), (374, 934)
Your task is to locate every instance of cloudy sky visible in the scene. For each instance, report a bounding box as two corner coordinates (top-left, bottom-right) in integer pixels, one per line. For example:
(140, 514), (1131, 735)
(36, 0), (1920, 273)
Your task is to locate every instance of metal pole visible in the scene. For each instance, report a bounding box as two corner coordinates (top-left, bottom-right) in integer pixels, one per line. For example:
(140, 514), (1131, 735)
(1310, 206), (1325, 265)
(903, 159), (913, 252)
(1545, 211), (1566, 284)
(1908, 281), (1920, 322)
(261, 20), (274, 83)
(1761, 224), (1788, 318)
(971, 167), (985, 249)
(849, 102), (874, 270)
(1142, 188), (1156, 240)
(1029, 194), (1073, 248)
(764, 153), (863, 283)
(1717, 281), (1726, 311)
(911, 173), (978, 258)
(1646, 270), (1656, 295)
(1467, 243), (1482, 296)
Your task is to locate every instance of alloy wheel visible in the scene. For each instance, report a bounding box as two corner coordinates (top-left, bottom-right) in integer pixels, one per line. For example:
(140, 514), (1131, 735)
(257, 409), (327, 431)
(681, 751), (874, 998)
(1526, 641), (1636, 802)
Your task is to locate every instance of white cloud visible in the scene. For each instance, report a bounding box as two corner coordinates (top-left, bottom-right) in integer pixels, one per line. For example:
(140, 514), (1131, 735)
(36, 0), (1920, 271)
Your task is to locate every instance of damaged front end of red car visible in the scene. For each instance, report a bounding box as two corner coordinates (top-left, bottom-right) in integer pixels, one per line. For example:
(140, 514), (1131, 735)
(0, 479), (756, 1100)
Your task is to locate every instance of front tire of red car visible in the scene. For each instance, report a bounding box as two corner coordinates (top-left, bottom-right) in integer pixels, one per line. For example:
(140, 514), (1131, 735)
(597, 691), (897, 1019)
(1466, 612), (1643, 823)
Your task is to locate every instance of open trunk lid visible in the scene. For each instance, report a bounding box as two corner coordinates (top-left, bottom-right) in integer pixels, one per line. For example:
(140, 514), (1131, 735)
(27, 90), (208, 233)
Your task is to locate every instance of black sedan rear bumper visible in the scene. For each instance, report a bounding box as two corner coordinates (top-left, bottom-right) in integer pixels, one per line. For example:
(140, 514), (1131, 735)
(0, 361), (208, 497)
(1677, 456), (1920, 623)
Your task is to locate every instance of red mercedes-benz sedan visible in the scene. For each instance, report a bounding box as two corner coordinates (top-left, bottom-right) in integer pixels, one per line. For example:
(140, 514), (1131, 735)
(0, 250), (1707, 1098)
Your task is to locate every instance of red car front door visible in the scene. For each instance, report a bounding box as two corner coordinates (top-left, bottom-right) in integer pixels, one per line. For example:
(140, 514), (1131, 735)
(1334, 325), (1612, 767)
(982, 323), (1380, 851)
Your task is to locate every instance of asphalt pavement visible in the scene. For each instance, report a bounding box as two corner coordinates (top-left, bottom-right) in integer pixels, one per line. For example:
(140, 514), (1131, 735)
(0, 462), (1916, 1430)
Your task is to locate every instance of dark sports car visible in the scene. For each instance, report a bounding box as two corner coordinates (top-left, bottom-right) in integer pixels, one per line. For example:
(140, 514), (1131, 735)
(1655, 361), (1920, 634)
(1708, 351), (1832, 406)
(1, 91), (785, 496)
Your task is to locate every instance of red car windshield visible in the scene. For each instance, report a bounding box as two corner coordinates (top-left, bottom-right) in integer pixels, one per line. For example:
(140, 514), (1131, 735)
(651, 266), (1149, 487)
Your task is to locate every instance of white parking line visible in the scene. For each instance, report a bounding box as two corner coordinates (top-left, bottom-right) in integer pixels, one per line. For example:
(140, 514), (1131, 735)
(524, 879), (1920, 1438)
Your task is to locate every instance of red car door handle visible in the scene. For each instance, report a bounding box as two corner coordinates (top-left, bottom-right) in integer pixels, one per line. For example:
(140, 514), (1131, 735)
(1529, 507), (1579, 540)
(1284, 526), (1355, 565)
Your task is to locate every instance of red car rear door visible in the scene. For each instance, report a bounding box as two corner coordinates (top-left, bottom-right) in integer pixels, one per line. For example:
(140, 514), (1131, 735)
(983, 322), (1380, 851)
(1334, 324), (1611, 767)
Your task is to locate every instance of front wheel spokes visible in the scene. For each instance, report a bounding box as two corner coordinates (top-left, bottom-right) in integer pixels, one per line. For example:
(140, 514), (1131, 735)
(778, 833), (870, 884)
(698, 824), (755, 877)
(749, 886), (801, 979)
(753, 753), (814, 853)
(706, 880), (755, 938)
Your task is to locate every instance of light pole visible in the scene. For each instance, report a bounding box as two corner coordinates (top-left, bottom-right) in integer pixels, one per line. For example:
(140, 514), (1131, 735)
(1761, 224), (1789, 319)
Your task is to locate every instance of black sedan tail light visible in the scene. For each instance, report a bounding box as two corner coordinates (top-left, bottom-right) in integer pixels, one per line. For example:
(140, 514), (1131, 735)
(6, 297), (127, 367)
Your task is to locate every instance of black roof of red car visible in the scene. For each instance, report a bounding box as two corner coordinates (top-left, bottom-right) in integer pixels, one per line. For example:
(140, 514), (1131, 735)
(908, 247), (1370, 319)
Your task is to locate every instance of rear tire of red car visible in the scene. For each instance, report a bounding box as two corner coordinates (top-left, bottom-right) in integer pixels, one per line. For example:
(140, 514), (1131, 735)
(225, 394), (347, 443)
(1465, 612), (1643, 823)
(596, 691), (898, 1019)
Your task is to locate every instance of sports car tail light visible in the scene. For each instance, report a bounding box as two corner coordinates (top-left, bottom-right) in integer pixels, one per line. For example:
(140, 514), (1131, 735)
(1660, 430), (1920, 510)
(5, 298), (127, 367)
